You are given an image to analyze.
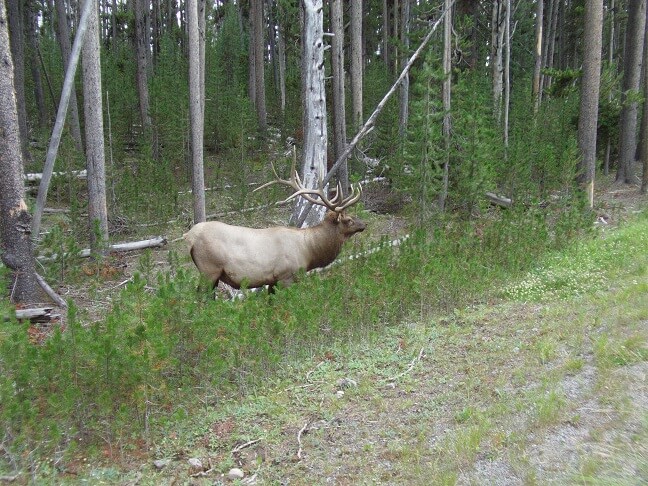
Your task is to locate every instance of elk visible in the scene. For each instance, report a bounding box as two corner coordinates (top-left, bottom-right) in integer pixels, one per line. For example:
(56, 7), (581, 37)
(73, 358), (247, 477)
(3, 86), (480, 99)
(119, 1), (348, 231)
(183, 165), (365, 292)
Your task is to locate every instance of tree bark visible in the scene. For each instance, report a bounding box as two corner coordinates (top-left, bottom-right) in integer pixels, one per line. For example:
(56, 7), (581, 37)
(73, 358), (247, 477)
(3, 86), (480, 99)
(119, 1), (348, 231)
(251, 0), (267, 133)
(491, 0), (505, 122)
(134, 0), (152, 134)
(577, 0), (603, 207)
(6, 0), (30, 162)
(642, 3), (648, 194)
(330, 0), (349, 193)
(439, 0), (452, 211)
(350, 0), (363, 131)
(382, 0), (391, 70)
(188, 0), (206, 223)
(55, 0), (84, 153)
(532, 0), (544, 114)
(291, 0), (328, 228)
(82, 0), (109, 252)
(0, 0), (39, 304)
(616, 0), (646, 184)
(25, 3), (47, 128)
(277, 4), (287, 114)
(398, 0), (410, 139)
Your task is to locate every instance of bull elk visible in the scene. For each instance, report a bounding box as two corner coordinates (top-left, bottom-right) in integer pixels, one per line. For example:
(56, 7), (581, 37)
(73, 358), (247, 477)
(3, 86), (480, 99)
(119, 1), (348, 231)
(183, 165), (365, 292)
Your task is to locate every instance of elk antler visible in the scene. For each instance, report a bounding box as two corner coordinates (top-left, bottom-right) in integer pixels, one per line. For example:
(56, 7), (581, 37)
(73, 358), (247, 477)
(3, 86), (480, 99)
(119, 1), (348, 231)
(254, 160), (362, 213)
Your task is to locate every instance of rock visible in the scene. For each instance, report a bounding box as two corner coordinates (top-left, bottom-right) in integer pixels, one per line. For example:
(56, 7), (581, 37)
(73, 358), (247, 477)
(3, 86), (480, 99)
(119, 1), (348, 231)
(336, 377), (358, 389)
(227, 467), (245, 480)
(153, 459), (171, 470)
(188, 457), (203, 469)
(336, 390), (345, 398)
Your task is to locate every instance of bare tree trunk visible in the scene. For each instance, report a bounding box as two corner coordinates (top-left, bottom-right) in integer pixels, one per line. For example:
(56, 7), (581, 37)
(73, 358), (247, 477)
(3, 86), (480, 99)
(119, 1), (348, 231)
(330, 0), (349, 194)
(532, 0), (544, 114)
(25, 4), (47, 128)
(188, 0), (206, 223)
(350, 0), (363, 132)
(642, 3), (648, 194)
(251, 0), (267, 133)
(6, 0), (30, 162)
(382, 0), (391, 70)
(577, 0), (603, 207)
(616, 0), (646, 184)
(0, 0), (39, 304)
(491, 0), (504, 122)
(291, 0), (328, 228)
(604, 0), (615, 175)
(277, 5), (287, 114)
(398, 0), (410, 139)
(439, 0), (452, 211)
(134, 0), (152, 134)
(503, 0), (511, 148)
(55, 0), (84, 152)
(82, 0), (109, 252)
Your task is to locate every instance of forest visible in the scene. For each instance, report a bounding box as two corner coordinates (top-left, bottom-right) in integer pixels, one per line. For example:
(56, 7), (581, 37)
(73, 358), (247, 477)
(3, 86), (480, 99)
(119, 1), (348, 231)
(1, 0), (647, 483)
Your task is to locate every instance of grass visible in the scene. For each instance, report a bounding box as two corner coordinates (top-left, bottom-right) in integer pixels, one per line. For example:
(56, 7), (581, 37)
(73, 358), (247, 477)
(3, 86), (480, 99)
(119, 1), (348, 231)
(1, 207), (647, 483)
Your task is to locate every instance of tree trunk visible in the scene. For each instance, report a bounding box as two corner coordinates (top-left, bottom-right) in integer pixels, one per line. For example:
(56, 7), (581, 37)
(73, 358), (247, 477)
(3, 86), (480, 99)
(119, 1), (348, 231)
(439, 0), (452, 211)
(251, 0), (267, 133)
(398, 0), (410, 139)
(616, 0), (646, 184)
(55, 0), (84, 152)
(0, 0), (39, 304)
(642, 3), (648, 194)
(291, 0), (328, 228)
(382, 0), (391, 70)
(532, 0), (544, 114)
(503, 0), (511, 148)
(577, 0), (603, 207)
(188, 0), (206, 223)
(6, 0), (30, 162)
(25, 3), (47, 128)
(82, 0), (109, 252)
(491, 0), (505, 122)
(134, 0), (152, 135)
(350, 0), (363, 131)
(277, 4), (287, 114)
(330, 0), (349, 194)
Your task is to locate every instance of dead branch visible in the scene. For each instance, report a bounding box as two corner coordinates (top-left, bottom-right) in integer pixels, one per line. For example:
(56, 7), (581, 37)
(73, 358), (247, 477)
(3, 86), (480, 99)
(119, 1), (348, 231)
(9, 307), (59, 322)
(296, 422), (310, 460)
(387, 347), (426, 384)
(37, 236), (167, 262)
(485, 192), (512, 208)
(35, 272), (67, 308)
(231, 438), (262, 454)
(24, 169), (87, 183)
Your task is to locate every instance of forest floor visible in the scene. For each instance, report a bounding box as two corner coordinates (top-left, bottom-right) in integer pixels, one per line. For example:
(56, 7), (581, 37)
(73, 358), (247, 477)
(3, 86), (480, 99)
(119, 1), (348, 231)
(29, 173), (648, 485)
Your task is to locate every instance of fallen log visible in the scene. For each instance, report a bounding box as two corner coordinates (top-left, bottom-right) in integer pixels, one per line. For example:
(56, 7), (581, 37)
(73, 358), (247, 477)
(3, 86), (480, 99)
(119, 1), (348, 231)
(38, 236), (167, 262)
(8, 307), (61, 323)
(24, 169), (87, 183)
(485, 192), (512, 208)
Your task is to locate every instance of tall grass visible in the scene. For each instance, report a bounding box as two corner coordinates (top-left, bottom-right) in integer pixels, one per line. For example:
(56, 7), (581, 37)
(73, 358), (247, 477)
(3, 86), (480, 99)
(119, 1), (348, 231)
(0, 199), (594, 466)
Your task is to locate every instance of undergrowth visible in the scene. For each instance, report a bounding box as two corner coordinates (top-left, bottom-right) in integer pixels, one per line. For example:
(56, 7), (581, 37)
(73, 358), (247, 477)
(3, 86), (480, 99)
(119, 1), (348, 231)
(0, 199), (598, 470)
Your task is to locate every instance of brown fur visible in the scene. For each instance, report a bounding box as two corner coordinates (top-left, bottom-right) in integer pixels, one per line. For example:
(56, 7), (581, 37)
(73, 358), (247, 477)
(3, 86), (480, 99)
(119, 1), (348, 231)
(184, 210), (365, 290)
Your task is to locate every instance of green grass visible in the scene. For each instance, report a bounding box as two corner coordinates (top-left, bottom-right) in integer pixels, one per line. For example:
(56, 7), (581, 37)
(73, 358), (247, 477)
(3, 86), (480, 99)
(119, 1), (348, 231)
(1, 207), (647, 483)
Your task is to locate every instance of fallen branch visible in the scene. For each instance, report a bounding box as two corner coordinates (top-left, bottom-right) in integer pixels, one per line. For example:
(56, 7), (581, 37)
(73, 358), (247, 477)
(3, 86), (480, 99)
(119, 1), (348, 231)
(387, 347), (426, 384)
(10, 307), (59, 322)
(24, 169), (87, 183)
(231, 438), (262, 454)
(485, 192), (512, 208)
(35, 272), (67, 308)
(296, 422), (310, 460)
(38, 236), (167, 262)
